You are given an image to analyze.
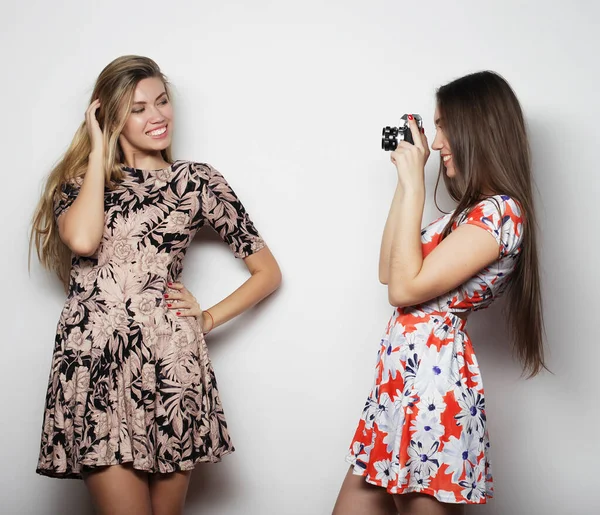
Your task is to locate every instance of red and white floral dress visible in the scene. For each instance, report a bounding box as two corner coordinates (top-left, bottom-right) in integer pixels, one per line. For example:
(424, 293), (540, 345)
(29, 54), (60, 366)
(346, 195), (524, 504)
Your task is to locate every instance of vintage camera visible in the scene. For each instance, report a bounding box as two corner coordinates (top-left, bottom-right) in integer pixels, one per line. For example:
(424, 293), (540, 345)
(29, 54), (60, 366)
(381, 114), (423, 150)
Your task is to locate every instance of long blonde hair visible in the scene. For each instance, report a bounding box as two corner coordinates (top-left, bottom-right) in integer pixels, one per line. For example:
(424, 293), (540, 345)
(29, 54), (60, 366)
(30, 55), (173, 289)
(434, 71), (545, 377)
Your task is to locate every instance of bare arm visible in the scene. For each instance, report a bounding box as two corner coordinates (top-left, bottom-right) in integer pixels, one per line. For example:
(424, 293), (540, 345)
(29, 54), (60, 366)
(380, 124), (430, 285)
(379, 185), (403, 284)
(168, 247), (282, 331)
(58, 151), (106, 256)
(201, 247), (281, 330)
(385, 117), (498, 307)
(181, 163), (281, 330)
(58, 100), (106, 256)
(387, 187), (499, 307)
(386, 186), (426, 305)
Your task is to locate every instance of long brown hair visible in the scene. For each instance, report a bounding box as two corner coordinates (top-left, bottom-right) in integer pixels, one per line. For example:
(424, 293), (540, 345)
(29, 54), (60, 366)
(30, 55), (173, 289)
(435, 71), (545, 377)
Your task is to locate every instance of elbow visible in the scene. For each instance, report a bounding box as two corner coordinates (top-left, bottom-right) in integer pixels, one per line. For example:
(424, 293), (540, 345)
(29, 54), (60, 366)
(60, 221), (102, 257)
(254, 263), (282, 294)
(388, 286), (413, 308)
(66, 236), (100, 257)
(270, 265), (283, 292)
(246, 247), (282, 295)
(379, 266), (388, 285)
(387, 273), (422, 307)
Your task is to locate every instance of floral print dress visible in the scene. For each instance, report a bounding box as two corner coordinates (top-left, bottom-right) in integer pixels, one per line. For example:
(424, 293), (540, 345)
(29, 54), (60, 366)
(346, 195), (524, 504)
(37, 161), (265, 479)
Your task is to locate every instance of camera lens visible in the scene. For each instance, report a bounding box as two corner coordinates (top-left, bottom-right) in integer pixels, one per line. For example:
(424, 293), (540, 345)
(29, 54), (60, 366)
(382, 126), (398, 151)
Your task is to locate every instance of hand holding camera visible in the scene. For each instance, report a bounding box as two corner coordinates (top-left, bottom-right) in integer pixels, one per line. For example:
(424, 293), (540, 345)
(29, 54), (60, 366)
(381, 114), (423, 150)
(383, 113), (430, 190)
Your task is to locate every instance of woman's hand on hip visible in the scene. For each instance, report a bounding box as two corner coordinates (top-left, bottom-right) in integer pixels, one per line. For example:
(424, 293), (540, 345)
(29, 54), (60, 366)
(166, 283), (214, 333)
(165, 282), (203, 318)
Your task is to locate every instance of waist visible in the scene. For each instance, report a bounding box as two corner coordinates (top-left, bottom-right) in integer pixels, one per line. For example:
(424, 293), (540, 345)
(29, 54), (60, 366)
(396, 306), (469, 331)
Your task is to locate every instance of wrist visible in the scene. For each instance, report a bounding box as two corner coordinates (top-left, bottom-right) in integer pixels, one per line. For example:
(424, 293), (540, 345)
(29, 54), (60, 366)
(395, 188), (425, 206)
(397, 182), (425, 200)
(202, 310), (215, 334)
(89, 150), (105, 162)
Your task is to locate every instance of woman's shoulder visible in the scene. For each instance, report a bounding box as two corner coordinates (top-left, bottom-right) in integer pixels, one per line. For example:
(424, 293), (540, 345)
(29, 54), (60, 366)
(175, 161), (237, 198)
(464, 194), (524, 225)
(459, 194), (525, 257)
(173, 159), (204, 171)
(55, 174), (84, 196)
(421, 211), (453, 249)
(422, 211), (452, 233)
(175, 160), (220, 178)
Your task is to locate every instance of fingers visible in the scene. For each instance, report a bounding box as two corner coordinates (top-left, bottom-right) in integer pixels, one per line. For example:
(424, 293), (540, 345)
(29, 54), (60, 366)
(86, 99), (101, 120)
(164, 283), (201, 318)
(418, 130), (430, 162)
(396, 141), (415, 151)
(164, 292), (197, 304)
(406, 115), (424, 151)
(390, 141), (409, 165)
(168, 301), (202, 317)
(165, 300), (202, 318)
(164, 285), (192, 301)
(166, 300), (193, 310)
(85, 101), (102, 150)
(391, 141), (416, 160)
(87, 99), (101, 111)
(391, 137), (428, 179)
(175, 309), (202, 318)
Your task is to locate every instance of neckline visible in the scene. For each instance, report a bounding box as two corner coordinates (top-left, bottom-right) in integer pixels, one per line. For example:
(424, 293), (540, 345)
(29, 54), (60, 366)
(121, 160), (179, 173)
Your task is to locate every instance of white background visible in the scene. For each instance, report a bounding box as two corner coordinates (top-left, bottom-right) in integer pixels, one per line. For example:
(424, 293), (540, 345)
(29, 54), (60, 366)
(1, 1), (599, 514)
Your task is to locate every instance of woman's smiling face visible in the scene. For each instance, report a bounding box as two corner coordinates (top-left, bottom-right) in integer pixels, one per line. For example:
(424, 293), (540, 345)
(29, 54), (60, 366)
(118, 77), (173, 159)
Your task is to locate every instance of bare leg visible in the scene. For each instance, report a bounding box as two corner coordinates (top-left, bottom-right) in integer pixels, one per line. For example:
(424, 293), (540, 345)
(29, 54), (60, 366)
(332, 467), (397, 515)
(83, 464), (152, 515)
(393, 493), (464, 515)
(148, 470), (192, 515)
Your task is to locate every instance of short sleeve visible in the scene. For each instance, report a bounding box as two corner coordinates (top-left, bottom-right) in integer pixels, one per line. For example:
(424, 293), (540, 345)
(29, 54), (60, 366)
(194, 163), (266, 258)
(457, 195), (524, 258)
(53, 177), (83, 220)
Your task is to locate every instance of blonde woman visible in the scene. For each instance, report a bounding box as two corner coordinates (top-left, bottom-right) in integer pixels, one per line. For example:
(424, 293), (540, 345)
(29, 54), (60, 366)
(31, 55), (281, 515)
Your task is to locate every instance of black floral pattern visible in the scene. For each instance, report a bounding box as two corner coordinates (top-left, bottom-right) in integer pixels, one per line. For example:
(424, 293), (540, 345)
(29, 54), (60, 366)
(37, 161), (265, 479)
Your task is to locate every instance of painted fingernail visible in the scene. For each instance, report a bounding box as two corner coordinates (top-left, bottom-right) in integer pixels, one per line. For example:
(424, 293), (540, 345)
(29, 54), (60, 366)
(176, 312), (181, 316)
(164, 294), (169, 298)
(421, 128), (425, 133)
(167, 303), (172, 308)
(408, 114), (414, 120)
(167, 282), (173, 286)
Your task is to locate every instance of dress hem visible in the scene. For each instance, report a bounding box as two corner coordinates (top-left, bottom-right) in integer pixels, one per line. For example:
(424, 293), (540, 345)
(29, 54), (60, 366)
(36, 448), (235, 480)
(345, 457), (491, 505)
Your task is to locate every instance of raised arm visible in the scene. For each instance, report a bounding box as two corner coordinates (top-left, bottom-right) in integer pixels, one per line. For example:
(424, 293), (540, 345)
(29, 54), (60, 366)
(57, 100), (106, 256)
(380, 121), (430, 285)
(379, 185), (403, 284)
(385, 117), (503, 307)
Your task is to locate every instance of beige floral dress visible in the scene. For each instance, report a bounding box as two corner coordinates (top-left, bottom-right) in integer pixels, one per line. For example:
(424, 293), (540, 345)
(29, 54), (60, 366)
(37, 161), (265, 479)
